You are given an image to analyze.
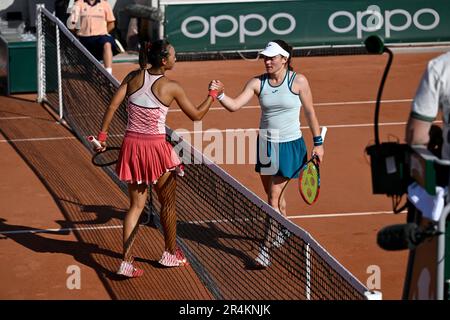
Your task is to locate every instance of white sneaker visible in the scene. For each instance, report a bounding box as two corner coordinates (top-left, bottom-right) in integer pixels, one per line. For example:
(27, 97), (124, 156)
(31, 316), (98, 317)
(255, 245), (270, 267)
(116, 260), (144, 278)
(158, 248), (188, 267)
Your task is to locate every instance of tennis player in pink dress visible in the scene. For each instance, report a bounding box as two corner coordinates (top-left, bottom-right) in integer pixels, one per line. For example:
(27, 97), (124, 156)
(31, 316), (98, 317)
(95, 39), (223, 277)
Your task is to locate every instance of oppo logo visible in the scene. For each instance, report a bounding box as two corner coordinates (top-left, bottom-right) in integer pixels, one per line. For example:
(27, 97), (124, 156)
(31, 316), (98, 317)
(328, 6), (440, 39)
(181, 13), (296, 44)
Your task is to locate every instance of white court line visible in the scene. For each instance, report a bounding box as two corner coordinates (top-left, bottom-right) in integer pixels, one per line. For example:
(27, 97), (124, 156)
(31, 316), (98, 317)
(168, 98), (413, 112)
(315, 98), (412, 106)
(0, 211), (406, 236)
(176, 120), (443, 134)
(0, 136), (77, 143)
(2, 98), (411, 119)
(0, 224), (123, 236)
(0, 116), (31, 120)
(2, 120), (443, 143)
(288, 210), (406, 219)
(178, 121), (409, 134)
(45, 98), (412, 118)
(0, 122), (404, 143)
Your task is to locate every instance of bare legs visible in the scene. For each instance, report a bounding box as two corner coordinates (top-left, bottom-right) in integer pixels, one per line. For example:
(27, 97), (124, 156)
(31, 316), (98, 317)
(260, 174), (290, 216)
(256, 175), (290, 266)
(155, 172), (177, 255)
(122, 171), (177, 261)
(123, 182), (148, 262)
(103, 42), (113, 71)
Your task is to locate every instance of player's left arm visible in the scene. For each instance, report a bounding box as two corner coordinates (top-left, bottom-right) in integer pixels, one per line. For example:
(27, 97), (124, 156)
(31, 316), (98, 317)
(295, 74), (324, 162)
(99, 72), (132, 134)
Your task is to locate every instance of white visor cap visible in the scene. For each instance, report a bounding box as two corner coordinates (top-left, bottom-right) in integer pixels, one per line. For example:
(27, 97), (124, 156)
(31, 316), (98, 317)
(259, 42), (290, 58)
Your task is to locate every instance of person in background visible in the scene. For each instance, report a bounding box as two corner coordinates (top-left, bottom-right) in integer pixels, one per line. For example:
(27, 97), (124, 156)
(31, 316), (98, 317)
(405, 51), (450, 226)
(123, 0), (163, 52)
(405, 50), (450, 162)
(68, 0), (116, 74)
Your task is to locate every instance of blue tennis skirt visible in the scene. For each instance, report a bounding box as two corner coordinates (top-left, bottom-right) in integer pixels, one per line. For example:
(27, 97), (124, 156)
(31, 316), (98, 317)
(255, 136), (307, 178)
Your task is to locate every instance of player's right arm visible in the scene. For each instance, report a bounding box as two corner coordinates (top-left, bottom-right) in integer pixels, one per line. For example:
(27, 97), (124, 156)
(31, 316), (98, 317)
(99, 71), (137, 135)
(170, 81), (214, 121)
(217, 77), (259, 112)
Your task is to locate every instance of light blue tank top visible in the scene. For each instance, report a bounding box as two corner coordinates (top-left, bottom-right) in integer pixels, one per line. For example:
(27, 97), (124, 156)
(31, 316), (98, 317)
(258, 70), (302, 142)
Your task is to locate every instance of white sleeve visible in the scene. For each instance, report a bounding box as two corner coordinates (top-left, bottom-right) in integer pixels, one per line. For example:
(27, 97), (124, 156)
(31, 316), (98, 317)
(411, 61), (440, 122)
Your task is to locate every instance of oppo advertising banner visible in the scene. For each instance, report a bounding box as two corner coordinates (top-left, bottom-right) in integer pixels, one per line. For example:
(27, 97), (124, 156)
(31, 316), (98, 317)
(164, 0), (450, 52)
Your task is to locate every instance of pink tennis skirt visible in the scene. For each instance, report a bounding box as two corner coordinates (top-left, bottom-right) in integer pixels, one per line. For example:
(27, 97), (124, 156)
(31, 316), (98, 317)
(116, 131), (183, 185)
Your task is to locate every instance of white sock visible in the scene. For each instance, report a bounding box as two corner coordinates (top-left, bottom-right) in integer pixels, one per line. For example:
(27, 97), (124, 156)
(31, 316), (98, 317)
(106, 67), (112, 74)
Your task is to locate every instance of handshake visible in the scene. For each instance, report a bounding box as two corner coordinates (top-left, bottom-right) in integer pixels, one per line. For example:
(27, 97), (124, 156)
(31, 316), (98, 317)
(208, 80), (225, 101)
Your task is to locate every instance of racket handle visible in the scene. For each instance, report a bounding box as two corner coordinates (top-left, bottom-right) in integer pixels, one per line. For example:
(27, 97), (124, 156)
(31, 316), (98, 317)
(88, 136), (102, 148)
(320, 126), (328, 141)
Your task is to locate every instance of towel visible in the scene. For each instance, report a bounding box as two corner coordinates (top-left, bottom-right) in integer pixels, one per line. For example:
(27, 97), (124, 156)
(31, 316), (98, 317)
(407, 182), (447, 222)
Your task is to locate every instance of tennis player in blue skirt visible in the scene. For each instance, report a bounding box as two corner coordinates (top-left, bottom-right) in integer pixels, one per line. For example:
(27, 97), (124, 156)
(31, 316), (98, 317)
(214, 40), (324, 267)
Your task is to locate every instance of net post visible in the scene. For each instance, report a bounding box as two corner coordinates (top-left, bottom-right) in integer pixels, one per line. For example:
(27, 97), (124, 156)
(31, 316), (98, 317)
(36, 4), (46, 103)
(306, 243), (311, 300)
(55, 23), (64, 120)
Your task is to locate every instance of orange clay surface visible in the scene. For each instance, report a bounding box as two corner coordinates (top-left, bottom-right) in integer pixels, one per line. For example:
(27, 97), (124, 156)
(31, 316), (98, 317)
(0, 50), (444, 299)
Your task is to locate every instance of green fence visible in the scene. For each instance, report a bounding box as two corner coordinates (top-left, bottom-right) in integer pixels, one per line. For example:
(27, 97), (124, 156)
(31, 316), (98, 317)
(164, 0), (450, 52)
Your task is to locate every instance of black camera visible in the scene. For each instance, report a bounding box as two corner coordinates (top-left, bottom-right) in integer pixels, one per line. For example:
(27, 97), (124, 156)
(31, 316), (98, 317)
(366, 142), (411, 196)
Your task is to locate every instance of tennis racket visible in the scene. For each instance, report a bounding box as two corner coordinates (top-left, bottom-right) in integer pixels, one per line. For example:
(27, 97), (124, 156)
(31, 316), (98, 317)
(298, 127), (327, 205)
(278, 127), (327, 209)
(88, 136), (121, 167)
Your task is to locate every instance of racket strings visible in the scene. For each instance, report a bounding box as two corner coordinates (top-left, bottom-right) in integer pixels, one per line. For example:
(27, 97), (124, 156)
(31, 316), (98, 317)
(299, 162), (320, 204)
(277, 160), (306, 212)
(92, 147), (121, 167)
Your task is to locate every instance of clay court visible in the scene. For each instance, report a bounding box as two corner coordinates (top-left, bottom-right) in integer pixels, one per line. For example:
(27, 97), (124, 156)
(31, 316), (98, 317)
(0, 48), (445, 299)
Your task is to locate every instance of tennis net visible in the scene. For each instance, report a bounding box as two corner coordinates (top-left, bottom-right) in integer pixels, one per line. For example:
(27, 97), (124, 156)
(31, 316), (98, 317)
(174, 45), (369, 62)
(37, 6), (370, 300)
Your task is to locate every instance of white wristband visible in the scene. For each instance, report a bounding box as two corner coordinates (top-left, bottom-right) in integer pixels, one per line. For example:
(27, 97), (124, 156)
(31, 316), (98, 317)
(217, 93), (225, 101)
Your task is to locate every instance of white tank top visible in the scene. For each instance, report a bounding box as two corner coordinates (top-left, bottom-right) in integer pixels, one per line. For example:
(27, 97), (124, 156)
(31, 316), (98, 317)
(258, 70), (302, 142)
(126, 71), (168, 135)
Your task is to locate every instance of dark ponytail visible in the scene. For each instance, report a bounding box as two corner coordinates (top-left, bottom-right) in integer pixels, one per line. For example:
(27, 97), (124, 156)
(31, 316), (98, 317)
(139, 41), (149, 69)
(146, 39), (171, 68)
(273, 39), (293, 71)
